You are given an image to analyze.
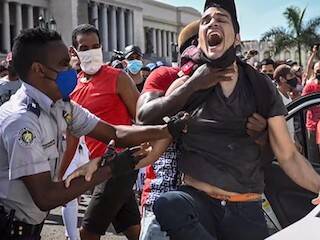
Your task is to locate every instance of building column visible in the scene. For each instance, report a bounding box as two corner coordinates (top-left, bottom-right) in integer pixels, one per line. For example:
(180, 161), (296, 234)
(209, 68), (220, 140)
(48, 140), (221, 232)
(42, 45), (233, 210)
(168, 31), (172, 59)
(162, 30), (168, 57)
(126, 10), (133, 45)
(91, 2), (99, 29)
(27, 5), (34, 28)
(39, 7), (45, 18)
(152, 28), (157, 54)
(15, 2), (22, 37)
(119, 8), (125, 50)
(101, 4), (108, 52)
(157, 29), (162, 57)
(173, 32), (177, 45)
(3, 0), (11, 52)
(110, 6), (117, 50)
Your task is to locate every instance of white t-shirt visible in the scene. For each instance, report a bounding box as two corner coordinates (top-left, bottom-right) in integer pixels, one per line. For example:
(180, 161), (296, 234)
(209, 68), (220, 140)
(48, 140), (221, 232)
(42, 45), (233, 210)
(279, 90), (295, 140)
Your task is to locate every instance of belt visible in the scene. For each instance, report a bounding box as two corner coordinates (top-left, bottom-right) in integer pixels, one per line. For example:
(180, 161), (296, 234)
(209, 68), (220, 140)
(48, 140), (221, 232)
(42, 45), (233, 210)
(0, 205), (43, 238)
(209, 193), (262, 202)
(8, 220), (43, 238)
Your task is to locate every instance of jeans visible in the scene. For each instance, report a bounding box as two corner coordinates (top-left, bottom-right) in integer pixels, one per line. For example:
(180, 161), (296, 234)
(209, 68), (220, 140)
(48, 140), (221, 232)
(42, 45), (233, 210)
(153, 185), (269, 240)
(139, 207), (169, 240)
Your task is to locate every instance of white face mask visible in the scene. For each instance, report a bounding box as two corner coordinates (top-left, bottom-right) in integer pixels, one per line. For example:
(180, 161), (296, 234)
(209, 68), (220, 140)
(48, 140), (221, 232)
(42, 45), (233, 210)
(76, 48), (103, 75)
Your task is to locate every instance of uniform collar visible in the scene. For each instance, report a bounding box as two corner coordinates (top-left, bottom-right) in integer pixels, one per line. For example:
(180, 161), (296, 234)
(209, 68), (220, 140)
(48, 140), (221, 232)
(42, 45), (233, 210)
(22, 82), (53, 115)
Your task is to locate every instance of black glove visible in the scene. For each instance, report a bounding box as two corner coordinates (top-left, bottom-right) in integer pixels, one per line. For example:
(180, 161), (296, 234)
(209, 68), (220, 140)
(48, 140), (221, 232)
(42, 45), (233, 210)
(100, 146), (138, 178)
(166, 111), (189, 139)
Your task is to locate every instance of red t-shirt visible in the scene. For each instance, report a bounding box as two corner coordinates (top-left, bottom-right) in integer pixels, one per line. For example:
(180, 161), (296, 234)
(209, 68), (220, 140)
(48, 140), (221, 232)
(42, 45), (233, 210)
(140, 66), (179, 207)
(142, 66), (180, 93)
(71, 65), (132, 159)
(302, 83), (320, 131)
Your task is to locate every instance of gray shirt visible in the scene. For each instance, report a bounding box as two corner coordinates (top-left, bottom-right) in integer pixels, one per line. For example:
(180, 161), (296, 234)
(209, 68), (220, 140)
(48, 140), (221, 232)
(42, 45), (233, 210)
(0, 82), (100, 224)
(0, 77), (22, 106)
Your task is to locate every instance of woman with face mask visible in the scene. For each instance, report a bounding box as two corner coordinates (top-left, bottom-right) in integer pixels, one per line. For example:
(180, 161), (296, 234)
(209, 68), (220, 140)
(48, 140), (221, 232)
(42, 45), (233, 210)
(123, 45), (145, 92)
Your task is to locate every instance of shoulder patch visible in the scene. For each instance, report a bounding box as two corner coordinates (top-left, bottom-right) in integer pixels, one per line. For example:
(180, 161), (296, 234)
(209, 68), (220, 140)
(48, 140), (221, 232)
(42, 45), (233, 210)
(18, 128), (36, 146)
(63, 110), (73, 126)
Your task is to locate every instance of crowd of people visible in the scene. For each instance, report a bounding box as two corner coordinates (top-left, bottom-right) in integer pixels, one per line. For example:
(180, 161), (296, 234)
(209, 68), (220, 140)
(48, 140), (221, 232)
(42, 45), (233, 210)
(1, 0), (320, 240)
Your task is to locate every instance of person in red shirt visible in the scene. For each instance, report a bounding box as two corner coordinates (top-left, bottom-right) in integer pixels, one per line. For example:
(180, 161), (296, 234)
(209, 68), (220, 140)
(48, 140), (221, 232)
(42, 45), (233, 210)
(302, 69), (320, 163)
(62, 24), (141, 240)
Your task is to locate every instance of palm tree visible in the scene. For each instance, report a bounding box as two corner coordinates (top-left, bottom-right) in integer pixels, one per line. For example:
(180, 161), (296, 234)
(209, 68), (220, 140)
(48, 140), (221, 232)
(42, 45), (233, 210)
(261, 6), (320, 65)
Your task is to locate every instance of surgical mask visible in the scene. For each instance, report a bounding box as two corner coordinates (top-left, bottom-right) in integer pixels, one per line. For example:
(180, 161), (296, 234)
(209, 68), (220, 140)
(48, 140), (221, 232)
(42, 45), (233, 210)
(287, 78), (298, 89)
(76, 48), (103, 75)
(46, 67), (78, 99)
(127, 60), (143, 75)
(317, 74), (320, 81)
(200, 45), (237, 69)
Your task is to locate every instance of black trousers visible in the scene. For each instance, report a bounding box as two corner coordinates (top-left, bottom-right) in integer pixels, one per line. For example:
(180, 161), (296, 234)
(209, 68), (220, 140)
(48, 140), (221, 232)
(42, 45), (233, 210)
(82, 170), (141, 235)
(153, 185), (269, 240)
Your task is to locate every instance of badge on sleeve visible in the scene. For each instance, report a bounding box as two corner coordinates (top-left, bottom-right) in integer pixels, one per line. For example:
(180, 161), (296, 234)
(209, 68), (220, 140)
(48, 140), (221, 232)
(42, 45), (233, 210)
(18, 128), (35, 146)
(63, 110), (73, 126)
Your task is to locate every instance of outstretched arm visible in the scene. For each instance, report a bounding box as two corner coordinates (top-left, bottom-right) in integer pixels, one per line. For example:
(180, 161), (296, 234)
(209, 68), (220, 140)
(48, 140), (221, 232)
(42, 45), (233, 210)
(268, 115), (320, 194)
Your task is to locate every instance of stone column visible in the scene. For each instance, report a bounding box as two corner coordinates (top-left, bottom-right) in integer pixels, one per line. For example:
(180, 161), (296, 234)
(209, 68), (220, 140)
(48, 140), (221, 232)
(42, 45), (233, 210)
(91, 2), (99, 29)
(39, 7), (45, 18)
(15, 2), (22, 36)
(110, 6), (117, 50)
(168, 31), (172, 59)
(173, 32), (177, 45)
(3, 0), (10, 52)
(119, 8), (125, 50)
(152, 28), (157, 54)
(162, 30), (167, 57)
(126, 10), (133, 45)
(101, 4), (108, 52)
(157, 29), (162, 57)
(27, 5), (34, 28)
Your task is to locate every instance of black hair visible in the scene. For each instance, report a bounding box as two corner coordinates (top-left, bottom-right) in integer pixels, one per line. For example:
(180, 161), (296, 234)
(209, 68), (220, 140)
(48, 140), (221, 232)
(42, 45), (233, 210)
(261, 58), (275, 67)
(12, 27), (62, 81)
(72, 24), (101, 49)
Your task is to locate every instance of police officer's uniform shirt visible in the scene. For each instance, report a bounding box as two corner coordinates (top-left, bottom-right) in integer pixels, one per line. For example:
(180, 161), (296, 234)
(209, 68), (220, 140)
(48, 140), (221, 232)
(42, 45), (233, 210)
(0, 76), (22, 106)
(0, 82), (100, 224)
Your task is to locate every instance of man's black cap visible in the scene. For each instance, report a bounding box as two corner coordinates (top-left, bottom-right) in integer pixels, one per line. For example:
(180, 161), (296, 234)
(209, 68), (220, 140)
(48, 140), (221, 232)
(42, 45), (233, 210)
(124, 45), (143, 59)
(204, 0), (240, 33)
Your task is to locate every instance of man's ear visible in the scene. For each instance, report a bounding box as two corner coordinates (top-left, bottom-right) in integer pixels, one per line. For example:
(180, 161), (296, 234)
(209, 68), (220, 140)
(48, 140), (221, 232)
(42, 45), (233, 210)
(31, 62), (46, 78)
(234, 33), (241, 46)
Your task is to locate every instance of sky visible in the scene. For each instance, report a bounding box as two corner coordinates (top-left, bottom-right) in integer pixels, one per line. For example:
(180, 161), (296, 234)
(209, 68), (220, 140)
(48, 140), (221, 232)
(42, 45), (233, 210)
(156, 0), (320, 41)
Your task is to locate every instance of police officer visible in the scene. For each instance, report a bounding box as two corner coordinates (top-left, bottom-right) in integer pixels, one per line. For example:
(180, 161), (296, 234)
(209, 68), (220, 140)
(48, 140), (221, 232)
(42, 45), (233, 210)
(0, 28), (187, 240)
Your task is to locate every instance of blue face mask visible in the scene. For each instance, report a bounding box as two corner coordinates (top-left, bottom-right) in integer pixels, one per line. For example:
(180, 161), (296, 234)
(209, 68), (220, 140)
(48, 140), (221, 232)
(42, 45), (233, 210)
(127, 60), (143, 75)
(46, 67), (78, 99)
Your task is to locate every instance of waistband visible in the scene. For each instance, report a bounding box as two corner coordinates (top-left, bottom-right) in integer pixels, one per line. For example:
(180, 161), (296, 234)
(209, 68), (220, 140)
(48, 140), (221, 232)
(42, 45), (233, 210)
(209, 193), (262, 202)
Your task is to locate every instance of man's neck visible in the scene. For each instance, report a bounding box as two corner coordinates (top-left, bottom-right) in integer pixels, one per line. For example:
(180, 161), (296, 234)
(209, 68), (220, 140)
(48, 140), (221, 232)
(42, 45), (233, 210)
(278, 86), (289, 98)
(219, 63), (239, 98)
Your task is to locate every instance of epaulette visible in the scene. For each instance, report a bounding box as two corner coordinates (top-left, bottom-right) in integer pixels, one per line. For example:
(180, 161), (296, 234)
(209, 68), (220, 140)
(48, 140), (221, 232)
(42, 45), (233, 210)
(27, 98), (41, 117)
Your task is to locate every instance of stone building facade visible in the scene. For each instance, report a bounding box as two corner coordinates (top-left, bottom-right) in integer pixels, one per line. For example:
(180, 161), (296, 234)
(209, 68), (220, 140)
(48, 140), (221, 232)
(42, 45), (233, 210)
(0, 0), (201, 61)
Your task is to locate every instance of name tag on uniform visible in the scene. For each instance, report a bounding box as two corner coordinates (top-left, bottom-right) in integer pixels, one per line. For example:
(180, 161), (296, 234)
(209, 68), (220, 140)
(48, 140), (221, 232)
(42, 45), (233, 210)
(42, 139), (55, 149)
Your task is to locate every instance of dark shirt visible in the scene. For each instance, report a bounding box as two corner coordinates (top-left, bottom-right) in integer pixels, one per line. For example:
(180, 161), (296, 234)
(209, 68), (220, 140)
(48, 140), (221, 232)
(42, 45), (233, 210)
(179, 64), (287, 194)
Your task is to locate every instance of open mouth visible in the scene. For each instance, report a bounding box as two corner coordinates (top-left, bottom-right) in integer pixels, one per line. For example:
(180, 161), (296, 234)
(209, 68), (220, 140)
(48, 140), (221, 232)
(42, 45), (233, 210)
(208, 32), (223, 47)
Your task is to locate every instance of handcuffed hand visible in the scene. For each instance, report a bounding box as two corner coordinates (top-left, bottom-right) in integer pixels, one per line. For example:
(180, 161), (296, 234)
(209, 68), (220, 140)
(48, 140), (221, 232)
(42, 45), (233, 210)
(164, 111), (189, 140)
(246, 113), (268, 145)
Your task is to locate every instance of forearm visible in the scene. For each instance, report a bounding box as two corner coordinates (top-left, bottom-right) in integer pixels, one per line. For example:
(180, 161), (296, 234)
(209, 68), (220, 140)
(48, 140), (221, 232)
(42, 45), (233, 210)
(44, 165), (111, 210)
(114, 125), (170, 147)
(135, 138), (171, 169)
(89, 121), (170, 148)
(280, 151), (320, 194)
(138, 79), (197, 124)
(306, 53), (316, 80)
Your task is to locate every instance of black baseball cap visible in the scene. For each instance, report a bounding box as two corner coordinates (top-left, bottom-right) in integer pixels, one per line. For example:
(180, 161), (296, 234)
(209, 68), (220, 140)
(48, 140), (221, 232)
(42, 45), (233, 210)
(124, 45), (143, 59)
